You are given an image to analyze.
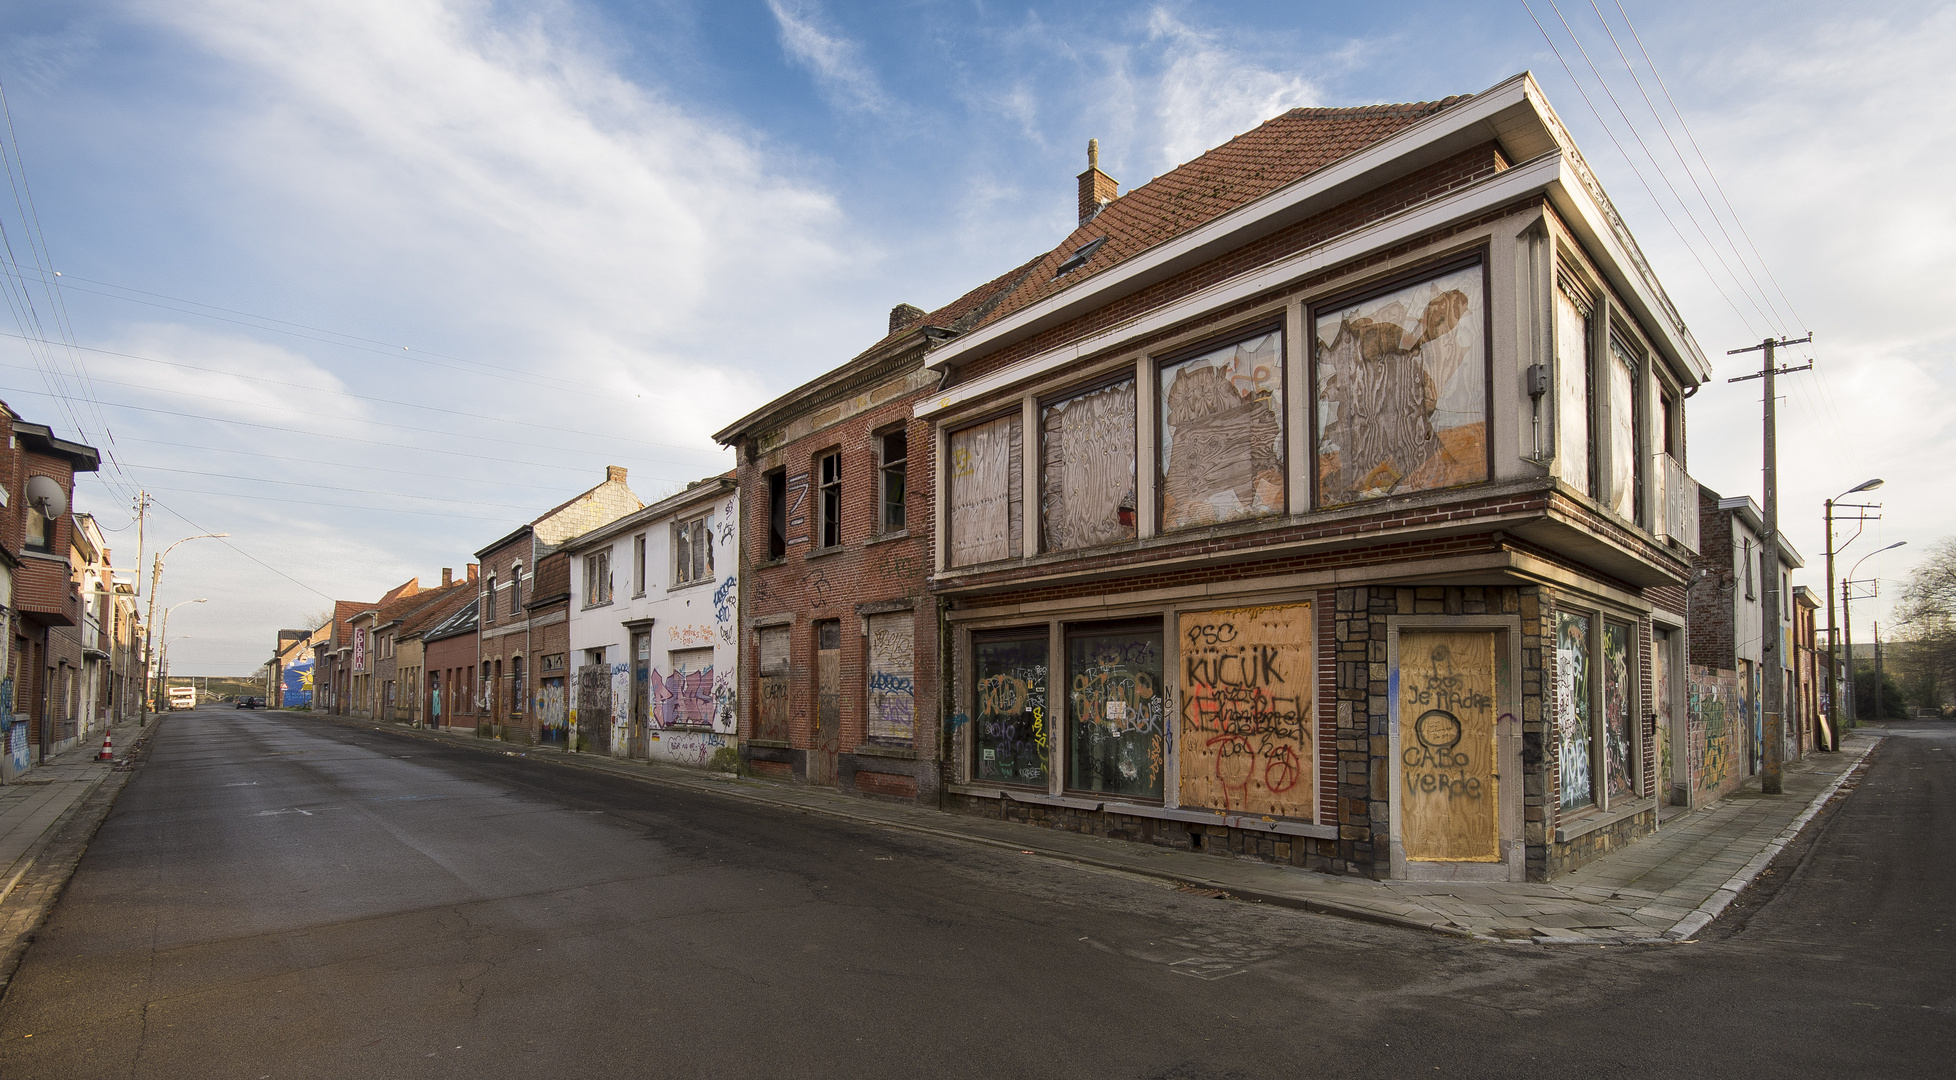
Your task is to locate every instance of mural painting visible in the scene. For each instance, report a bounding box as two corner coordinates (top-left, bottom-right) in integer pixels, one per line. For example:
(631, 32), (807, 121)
(1398, 631), (1498, 862)
(974, 634), (1049, 786)
(1161, 330), (1283, 530)
(1041, 379), (1136, 551)
(1316, 262), (1486, 506)
(1555, 611), (1592, 810)
(866, 613), (915, 744)
(1689, 666), (1741, 802)
(1176, 604), (1311, 817)
(1066, 629), (1165, 800)
(282, 658), (314, 708)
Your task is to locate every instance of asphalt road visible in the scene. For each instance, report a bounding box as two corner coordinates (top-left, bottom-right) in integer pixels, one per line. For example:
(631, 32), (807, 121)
(0, 709), (1948, 1079)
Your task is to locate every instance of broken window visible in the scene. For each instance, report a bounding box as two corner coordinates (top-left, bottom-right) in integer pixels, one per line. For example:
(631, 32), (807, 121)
(1555, 611), (1593, 811)
(880, 429), (907, 533)
(973, 631), (1048, 786)
(674, 512), (713, 585)
(817, 451), (841, 549)
(948, 413), (1022, 566)
(765, 468), (787, 561)
(584, 548), (611, 605)
(1606, 335), (1640, 523)
(1065, 623), (1165, 801)
(1041, 377), (1136, 551)
(1316, 261), (1487, 507)
(1161, 329), (1283, 530)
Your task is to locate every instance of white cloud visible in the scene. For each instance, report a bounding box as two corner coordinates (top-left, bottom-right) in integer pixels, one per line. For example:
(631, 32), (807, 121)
(1145, 8), (1320, 170)
(766, 0), (891, 115)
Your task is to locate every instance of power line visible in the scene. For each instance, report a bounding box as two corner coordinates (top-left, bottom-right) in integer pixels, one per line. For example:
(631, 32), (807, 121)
(146, 494), (337, 602)
(89, 435), (624, 493)
(119, 462), (546, 511)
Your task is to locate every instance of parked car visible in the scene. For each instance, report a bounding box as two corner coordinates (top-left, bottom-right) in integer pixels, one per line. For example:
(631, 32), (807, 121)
(236, 696), (263, 709)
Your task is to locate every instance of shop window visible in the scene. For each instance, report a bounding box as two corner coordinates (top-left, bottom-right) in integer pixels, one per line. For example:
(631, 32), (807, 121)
(765, 469), (787, 561)
(1065, 623), (1165, 801)
(947, 413), (1022, 566)
(880, 429), (907, 533)
(674, 512), (713, 585)
(973, 631), (1049, 786)
(1602, 619), (1637, 800)
(1555, 610), (1593, 811)
(1316, 261), (1487, 506)
(865, 612), (915, 744)
(1041, 377), (1136, 551)
(1160, 329), (1282, 530)
(1554, 278), (1595, 494)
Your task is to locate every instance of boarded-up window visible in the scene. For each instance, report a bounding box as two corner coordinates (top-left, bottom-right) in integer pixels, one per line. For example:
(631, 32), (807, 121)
(1042, 378), (1136, 551)
(1554, 281), (1593, 492)
(1555, 611), (1593, 810)
(657, 647), (715, 728)
(1602, 620), (1635, 800)
(1161, 330), (1283, 530)
(1316, 263), (1486, 506)
(866, 613), (915, 744)
(1177, 604), (1312, 818)
(974, 632), (1048, 786)
(1606, 337), (1638, 521)
(757, 625), (790, 743)
(1066, 625), (1164, 800)
(948, 413), (1023, 566)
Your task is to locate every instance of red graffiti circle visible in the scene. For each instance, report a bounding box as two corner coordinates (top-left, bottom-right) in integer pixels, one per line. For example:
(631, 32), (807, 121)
(1264, 745), (1301, 793)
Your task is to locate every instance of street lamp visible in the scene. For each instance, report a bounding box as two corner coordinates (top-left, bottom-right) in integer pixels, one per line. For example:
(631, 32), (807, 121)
(1824, 480), (1883, 750)
(1843, 540), (1905, 727)
(156, 599), (205, 710)
(141, 533), (227, 723)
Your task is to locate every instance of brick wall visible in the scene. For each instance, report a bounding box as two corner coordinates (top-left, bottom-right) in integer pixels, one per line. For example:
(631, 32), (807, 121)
(1688, 490), (1736, 671)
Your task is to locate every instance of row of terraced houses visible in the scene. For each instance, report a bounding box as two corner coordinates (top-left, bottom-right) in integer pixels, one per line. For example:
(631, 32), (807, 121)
(283, 74), (1843, 881)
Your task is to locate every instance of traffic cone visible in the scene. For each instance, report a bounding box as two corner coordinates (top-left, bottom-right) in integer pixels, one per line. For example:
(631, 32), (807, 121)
(97, 729), (114, 761)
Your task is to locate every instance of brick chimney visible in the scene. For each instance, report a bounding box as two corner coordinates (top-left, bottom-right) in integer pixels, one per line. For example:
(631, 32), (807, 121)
(467, 563), (479, 582)
(441, 567), (453, 587)
(1077, 138), (1118, 224)
(606, 465), (628, 484)
(889, 303), (926, 335)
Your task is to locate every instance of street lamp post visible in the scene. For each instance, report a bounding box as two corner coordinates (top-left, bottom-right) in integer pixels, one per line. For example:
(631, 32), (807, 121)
(141, 533), (227, 723)
(1825, 480), (1884, 751)
(1843, 541), (1906, 727)
(156, 599), (206, 708)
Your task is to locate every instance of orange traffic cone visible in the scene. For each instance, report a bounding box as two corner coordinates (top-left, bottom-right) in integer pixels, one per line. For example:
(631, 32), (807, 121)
(97, 729), (113, 761)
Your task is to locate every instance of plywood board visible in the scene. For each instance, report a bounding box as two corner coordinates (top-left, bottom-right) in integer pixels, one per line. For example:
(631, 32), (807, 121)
(1317, 263), (1487, 506)
(1041, 379), (1136, 551)
(1399, 630), (1498, 862)
(756, 626), (790, 743)
(1177, 604), (1313, 818)
(948, 414), (1023, 566)
(866, 612), (915, 743)
(1160, 331), (1284, 530)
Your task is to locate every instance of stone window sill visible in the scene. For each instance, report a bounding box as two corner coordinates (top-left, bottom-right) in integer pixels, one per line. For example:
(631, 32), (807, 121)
(1554, 796), (1655, 843)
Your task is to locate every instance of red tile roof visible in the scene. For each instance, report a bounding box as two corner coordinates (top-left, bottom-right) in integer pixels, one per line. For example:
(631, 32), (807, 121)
(896, 98), (1468, 346)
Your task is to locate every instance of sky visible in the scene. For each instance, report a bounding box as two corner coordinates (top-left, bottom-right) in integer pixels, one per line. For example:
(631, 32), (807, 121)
(0, 0), (1947, 674)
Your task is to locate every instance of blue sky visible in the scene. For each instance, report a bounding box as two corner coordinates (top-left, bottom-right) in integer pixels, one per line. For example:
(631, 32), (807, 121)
(0, 0), (1948, 673)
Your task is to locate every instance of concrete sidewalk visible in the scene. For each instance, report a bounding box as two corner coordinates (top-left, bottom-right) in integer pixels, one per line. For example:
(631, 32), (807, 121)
(328, 713), (1878, 945)
(0, 716), (154, 903)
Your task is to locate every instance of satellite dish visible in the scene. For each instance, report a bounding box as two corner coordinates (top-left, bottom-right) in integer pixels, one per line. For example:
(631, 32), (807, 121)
(25, 475), (66, 519)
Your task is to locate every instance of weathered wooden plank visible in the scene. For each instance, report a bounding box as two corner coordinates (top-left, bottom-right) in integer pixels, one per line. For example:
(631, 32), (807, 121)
(756, 625), (790, 743)
(866, 613), (915, 743)
(1160, 331), (1284, 530)
(1176, 603), (1313, 819)
(948, 414), (1023, 566)
(1398, 630), (1498, 862)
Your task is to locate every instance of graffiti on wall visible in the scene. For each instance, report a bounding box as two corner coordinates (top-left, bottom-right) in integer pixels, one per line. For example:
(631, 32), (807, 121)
(1066, 630), (1165, 799)
(714, 575), (737, 646)
(1398, 631), (1498, 862)
(669, 623), (716, 648)
(1555, 611), (1593, 810)
(974, 636), (1048, 784)
(866, 613), (915, 743)
(1602, 621), (1635, 799)
(1689, 665), (1741, 801)
(1176, 605), (1312, 817)
(655, 648), (717, 729)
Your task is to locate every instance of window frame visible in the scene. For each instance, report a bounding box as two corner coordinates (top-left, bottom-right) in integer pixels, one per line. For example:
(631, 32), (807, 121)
(509, 562), (523, 616)
(944, 408), (1026, 568)
(1554, 600), (1645, 819)
(1309, 252), (1493, 510)
(1154, 318), (1286, 532)
(584, 547), (612, 607)
(672, 511), (715, 587)
(878, 426), (908, 535)
(765, 468), (787, 561)
(816, 450), (842, 550)
(1039, 371), (1139, 553)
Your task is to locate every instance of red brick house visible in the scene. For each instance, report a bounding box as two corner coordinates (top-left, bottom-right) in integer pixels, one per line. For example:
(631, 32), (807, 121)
(422, 592), (479, 730)
(0, 402), (99, 778)
(474, 467), (641, 744)
(774, 73), (1707, 881)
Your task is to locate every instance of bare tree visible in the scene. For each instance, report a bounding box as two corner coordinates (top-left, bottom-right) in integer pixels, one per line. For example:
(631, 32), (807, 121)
(297, 607), (336, 633)
(1896, 537), (1956, 711)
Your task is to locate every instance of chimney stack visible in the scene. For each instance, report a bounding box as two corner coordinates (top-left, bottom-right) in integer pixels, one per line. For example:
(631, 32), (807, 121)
(889, 303), (926, 335)
(467, 563), (479, 582)
(441, 567), (453, 587)
(1078, 138), (1118, 224)
(606, 465), (628, 484)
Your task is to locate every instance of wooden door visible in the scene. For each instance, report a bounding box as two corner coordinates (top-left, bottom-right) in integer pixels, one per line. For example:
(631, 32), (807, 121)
(812, 619), (841, 785)
(1398, 631), (1499, 863)
(632, 632), (651, 759)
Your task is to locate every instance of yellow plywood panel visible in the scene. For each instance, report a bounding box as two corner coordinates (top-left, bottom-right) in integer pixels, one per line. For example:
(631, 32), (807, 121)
(1177, 604), (1313, 818)
(1399, 631), (1498, 862)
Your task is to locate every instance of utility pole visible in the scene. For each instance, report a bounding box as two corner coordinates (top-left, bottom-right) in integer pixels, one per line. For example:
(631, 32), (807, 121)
(1728, 335), (1812, 795)
(1824, 481), (1883, 751)
(1874, 622), (1885, 722)
(133, 490), (149, 724)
